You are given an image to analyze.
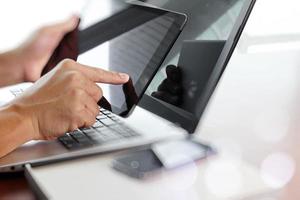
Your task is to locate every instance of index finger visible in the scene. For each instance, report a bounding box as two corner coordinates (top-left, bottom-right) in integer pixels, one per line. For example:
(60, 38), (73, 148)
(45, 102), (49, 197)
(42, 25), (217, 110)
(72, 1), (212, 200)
(73, 62), (130, 84)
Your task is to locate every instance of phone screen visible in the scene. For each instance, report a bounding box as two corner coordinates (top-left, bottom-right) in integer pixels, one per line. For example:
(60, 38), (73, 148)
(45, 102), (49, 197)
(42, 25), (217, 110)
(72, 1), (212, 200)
(112, 149), (163, 179)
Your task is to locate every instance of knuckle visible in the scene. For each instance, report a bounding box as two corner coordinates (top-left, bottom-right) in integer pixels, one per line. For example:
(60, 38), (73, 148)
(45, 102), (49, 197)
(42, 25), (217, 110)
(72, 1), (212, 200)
(74, 89), (85, 98)
(60, 59), (75, 70)
(86, 118), (96, 127)
(69, 122), (78, 131)
(67, 71), (82, 84)
(96, 68), (105, 76)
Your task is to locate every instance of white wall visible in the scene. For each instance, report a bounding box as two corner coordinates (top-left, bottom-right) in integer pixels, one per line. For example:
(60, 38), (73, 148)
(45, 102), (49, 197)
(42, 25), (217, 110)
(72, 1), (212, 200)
(0, 0), (86, 52)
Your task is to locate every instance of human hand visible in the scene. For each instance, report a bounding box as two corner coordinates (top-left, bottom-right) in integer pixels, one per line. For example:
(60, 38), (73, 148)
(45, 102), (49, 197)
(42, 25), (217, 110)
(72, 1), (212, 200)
(151, 65), (183, 106)
(42, 17), (80, 76)
(11, 59), (129, 140)
(15, 16), (79, 82)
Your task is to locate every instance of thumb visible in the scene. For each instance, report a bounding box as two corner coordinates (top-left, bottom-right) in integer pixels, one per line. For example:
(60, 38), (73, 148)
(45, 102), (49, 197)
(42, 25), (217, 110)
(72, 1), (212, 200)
(52, 15), (79, 34)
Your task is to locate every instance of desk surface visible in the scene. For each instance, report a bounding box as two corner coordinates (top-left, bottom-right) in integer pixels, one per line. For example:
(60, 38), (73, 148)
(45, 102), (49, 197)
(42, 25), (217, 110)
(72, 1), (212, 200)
(27, 151), (273, 200)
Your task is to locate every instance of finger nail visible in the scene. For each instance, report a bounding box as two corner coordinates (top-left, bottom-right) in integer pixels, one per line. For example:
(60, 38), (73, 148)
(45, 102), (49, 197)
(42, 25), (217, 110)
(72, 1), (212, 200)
(118, 73), (129, 81)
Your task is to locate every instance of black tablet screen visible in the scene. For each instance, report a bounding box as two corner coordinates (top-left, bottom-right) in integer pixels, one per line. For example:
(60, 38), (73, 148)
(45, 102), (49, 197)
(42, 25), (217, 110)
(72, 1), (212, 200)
(77, 3), (186, 116)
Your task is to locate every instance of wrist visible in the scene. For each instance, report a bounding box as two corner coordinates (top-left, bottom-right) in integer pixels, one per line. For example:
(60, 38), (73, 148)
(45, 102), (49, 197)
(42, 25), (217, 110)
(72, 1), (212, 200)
(5, 103), (39, 141)
(0, 50), (25, 85)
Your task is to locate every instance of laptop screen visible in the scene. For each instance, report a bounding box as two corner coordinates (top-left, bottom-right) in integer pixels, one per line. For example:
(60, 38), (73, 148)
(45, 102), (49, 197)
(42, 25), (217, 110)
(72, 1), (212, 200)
(140, 0), (256, 133)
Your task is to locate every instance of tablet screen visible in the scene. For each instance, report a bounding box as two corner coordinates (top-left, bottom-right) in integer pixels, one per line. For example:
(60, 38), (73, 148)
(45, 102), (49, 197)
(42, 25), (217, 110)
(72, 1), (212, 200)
(77, 3), (187, 116)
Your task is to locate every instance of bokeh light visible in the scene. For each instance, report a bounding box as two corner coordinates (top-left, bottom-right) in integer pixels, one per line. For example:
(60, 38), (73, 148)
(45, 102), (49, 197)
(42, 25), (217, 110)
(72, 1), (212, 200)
(161, 155), (199, 192)
(260, 152), (295, 189)
(212, 138), (244, 163)
(204, 158), (243, 198)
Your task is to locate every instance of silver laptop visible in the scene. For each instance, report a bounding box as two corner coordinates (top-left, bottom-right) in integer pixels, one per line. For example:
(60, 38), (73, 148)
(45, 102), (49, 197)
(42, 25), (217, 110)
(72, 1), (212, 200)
(0, 1), (188, 173)
(0, 0), (256, 172)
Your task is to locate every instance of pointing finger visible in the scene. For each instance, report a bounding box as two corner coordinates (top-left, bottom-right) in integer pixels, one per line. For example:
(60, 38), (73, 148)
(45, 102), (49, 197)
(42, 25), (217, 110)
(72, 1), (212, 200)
(74, 62), (130, 84)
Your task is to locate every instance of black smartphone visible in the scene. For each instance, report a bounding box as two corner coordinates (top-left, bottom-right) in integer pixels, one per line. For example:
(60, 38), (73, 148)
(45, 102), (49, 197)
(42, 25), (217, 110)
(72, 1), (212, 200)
(112, 140), (216, 179)
(112, 149), (163, 179)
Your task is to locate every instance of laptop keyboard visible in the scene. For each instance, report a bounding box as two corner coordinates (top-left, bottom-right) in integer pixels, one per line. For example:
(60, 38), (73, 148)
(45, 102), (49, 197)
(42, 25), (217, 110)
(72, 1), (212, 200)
(10, 88), (25, 97)
(10, 87), (140, 150)
(58, 108), (140, 150)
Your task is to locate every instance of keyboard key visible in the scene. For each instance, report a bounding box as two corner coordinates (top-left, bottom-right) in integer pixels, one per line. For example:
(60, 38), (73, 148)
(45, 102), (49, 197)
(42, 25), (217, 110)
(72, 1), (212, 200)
(10, 88), (25, 97)
(70, 131), (93, 147)
(100, 118), (116, 126)
(105, 112), (114, 117)
(94, 126), (108, 132)
(84, 130), (100, 139)
(81, 128), (97, 135)
(124, 127), (140, 136)
(97, 129), (120, 141)
(88, 135), (106, 144)
(108, 115), (119, 121)
(92, 121), (104, 128)
(112, 126), (140, 137)
(58, 134), (80, 149)
(112, 128), (133, 137)
(96, 114), (107, 120)
(101, 110), (111, 115)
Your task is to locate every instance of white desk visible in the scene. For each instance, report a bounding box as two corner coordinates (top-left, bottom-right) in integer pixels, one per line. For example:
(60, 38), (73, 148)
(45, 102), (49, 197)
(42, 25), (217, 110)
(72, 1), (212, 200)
(29, 151), (272, 200)
(22, 0), (300, 199)
(197, 0), (300, 198)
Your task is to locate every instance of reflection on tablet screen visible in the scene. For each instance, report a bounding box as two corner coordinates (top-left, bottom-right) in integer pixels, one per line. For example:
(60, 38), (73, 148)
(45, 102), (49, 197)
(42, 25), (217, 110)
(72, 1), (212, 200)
(77, 3), (186, 116)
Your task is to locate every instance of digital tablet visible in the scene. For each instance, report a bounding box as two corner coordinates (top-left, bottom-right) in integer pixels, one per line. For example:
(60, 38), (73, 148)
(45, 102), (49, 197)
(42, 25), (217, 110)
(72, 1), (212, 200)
(79, 2), (187, 117)
(43, 1), (187, 117)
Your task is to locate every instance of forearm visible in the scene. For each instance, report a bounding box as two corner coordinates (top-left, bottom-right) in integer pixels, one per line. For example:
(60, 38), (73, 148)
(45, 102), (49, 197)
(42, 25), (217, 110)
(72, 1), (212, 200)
(0, 50), (24, 87)
(0, 104), (34, 158)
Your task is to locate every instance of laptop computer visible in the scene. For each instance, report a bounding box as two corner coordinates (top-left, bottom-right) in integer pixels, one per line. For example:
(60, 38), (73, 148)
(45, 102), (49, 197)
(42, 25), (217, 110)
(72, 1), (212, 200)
(0, 2), (187, 172)
(0, 0), (256, 173)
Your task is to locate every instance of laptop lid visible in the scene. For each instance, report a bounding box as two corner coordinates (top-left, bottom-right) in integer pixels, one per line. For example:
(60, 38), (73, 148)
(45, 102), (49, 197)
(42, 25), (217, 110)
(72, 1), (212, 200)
(140, 0), (256, 133)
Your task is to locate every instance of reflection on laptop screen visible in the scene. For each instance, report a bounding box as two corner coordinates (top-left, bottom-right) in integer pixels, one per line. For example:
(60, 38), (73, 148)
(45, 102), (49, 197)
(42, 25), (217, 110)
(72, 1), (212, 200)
(141, 0), (255, 133)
